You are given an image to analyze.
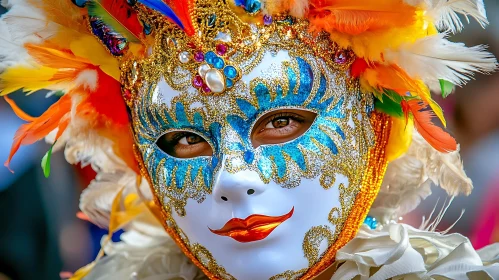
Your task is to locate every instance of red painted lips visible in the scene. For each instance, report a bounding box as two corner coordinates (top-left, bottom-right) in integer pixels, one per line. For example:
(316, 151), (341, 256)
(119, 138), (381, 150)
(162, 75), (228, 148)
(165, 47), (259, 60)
(209, 207), (294, 243)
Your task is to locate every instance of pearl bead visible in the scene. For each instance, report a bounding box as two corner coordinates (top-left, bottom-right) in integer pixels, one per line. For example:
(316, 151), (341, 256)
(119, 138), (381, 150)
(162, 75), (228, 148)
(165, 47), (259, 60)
(205, 69), (225, 94)
(178, 51), (190, 63)
(198, 63), (211, 78)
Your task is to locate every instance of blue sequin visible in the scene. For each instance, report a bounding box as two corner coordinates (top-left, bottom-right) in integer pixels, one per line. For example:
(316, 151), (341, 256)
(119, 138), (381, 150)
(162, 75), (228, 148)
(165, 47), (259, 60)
(243, 0), (261, 13)
(89, 18), (127, 56)
(73, 0), (88, 7)
(213, 57), (225, 69)
(207, 14), (217, 27)
(234, 0), (261, 13)
(226, 78), (234, 88)
(224, 66), (238, 79)
(142, 21), (152, 35)
(205, 51), (217, 65)
(364, 216), (378, 229)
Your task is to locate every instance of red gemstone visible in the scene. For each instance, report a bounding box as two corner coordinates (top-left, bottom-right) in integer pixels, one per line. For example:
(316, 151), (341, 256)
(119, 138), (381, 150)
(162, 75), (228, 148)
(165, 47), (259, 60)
(216, 44), (228, 55)
(187, 42), (197, 49)
(123, 89), (132, 100)
(202, 83), (211, 93)
(193, 75), (204, 87)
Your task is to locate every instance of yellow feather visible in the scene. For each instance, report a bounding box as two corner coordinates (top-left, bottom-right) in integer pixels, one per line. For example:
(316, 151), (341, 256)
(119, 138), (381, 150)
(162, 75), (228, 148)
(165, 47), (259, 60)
(0, 66), (60, 95)
(327, 11), (430, 61)
(386, 116), (414, 162)
(415, 80), (447, 127)
(69, 262), (96, 280)
(70, 35), (120, 81)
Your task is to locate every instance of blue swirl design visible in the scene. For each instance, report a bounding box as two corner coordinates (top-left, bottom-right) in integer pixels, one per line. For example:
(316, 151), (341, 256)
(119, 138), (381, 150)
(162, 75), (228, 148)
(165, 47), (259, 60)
(134, 56), (350, 214)
(135, 88), (222, 194)
(226, 57), (346, 182)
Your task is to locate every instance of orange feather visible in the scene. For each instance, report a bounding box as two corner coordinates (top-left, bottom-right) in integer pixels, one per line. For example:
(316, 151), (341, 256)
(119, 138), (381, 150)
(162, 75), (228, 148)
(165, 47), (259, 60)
(4, 94), (72, 170)
(308, 0), (416, 35)
(3, 96), (36, 122)
(408, 100), (457, 153)
(25, 43), (93, 70)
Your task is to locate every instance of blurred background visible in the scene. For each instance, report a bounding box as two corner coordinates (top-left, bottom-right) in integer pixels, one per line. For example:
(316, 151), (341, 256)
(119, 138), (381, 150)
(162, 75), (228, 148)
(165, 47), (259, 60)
(0, 1), (498, 280)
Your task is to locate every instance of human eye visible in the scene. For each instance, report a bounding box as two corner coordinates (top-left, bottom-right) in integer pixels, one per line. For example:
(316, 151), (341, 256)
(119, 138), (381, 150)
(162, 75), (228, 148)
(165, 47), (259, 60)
(251, 109), (317, 147)
(156, 131), (213, 158)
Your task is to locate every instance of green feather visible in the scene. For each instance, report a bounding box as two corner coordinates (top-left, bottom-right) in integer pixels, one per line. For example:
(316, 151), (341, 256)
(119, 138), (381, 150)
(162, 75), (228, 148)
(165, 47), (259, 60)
(440, 79), (455, 98)
(375, 96), (403, 118)
(87, 1), (140, 43)
(41, 143), (55, 178)
(374, 89), (406, 118)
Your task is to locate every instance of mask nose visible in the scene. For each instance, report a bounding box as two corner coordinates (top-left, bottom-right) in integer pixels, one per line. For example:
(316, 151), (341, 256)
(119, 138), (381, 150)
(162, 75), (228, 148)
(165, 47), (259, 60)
(212, 167), (267, 204)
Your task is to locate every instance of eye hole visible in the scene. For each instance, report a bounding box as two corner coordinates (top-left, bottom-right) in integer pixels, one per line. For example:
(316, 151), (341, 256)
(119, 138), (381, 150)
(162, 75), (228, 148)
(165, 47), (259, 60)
(156, 131), (213, 159)
(251, 109), (317, 148)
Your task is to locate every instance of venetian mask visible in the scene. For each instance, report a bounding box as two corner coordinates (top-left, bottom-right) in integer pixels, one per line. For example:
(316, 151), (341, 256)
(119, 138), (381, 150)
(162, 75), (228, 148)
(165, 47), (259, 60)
(125, 1), (390, 279)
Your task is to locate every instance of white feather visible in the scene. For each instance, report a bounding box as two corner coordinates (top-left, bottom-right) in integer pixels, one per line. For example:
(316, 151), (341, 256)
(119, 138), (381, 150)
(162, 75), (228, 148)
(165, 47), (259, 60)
(75, 69), (98, 91)
(0, 0), (51, 71)
(427, 0), (488, 34)
(405, 0), (488, 33)
(79, 171), (152, 229)
(384, 33), (497, 91)
(370, 131), (472, 224)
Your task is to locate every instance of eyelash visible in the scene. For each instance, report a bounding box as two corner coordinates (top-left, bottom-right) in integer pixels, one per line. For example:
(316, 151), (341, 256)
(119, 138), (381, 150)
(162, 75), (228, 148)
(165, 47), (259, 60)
(263, 112), (305, 127)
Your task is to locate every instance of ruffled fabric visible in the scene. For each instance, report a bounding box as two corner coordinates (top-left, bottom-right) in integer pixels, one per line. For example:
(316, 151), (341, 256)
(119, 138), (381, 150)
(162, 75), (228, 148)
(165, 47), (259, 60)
(331, 223), (499, 280)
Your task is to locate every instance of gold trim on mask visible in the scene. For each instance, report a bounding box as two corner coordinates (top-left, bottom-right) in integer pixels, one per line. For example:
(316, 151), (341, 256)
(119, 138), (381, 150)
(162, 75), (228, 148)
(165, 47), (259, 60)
(136, 111), (391, 279)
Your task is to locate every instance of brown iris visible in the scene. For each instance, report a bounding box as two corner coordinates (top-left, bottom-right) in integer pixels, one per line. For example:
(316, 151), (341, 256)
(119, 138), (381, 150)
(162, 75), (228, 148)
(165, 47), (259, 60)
(251, 109), (316, 148)
(156, 131), (213, 158)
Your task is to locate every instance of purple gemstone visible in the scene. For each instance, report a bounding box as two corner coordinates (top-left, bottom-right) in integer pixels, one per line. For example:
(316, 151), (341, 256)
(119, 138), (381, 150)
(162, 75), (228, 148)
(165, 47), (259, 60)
(193, 75), (203, 87)
(263, 14), (273, 25)
(216, 44), (228, 56)
(194, 51), (205, 62)
(334, 51), (347, 64)
(202, 83), (211, 93)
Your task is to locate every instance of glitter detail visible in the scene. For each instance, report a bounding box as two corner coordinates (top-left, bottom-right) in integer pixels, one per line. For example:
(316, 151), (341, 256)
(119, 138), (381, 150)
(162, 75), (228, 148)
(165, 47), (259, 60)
(126, 0), (390, 278)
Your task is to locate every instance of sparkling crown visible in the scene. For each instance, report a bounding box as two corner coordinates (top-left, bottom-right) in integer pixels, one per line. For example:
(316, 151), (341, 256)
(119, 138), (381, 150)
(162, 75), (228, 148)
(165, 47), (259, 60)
(121, 0), (356, 105)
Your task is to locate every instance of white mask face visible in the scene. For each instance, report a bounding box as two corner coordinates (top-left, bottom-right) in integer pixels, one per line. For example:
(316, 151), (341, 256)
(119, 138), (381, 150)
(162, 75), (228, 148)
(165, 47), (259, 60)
(131, 47), (388, 279)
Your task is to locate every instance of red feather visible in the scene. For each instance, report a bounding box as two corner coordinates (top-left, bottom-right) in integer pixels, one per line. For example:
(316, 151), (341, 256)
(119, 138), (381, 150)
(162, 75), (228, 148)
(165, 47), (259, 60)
(99, 0), (144, 39)
(350, 58), (368, 78)
(408, 100), (457, 153)
(76, 70), (139, 173)
(165, 0), (195, 36)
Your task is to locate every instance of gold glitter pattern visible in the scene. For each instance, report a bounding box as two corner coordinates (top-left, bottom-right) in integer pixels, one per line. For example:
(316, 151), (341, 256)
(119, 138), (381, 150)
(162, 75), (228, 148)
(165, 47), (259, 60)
(125, 0), (391, 278)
